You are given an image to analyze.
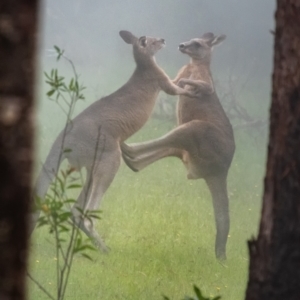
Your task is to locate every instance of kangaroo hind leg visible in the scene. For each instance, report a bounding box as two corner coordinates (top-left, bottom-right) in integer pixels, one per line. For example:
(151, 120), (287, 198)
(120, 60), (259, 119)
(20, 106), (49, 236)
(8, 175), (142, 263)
(122, 146), (182, 172)
(121, 122), (201, 176)
(71, 145), (121, 252)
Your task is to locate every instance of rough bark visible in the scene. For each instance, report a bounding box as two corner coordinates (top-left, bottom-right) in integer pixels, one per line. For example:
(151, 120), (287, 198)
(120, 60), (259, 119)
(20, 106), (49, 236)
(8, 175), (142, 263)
(0, 1), (39, 299)
(245, 1), (300, 299)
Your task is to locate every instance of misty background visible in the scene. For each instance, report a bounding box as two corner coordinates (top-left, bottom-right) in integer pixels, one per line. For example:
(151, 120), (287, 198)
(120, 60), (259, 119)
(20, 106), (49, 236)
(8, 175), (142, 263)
(37, 0), (275, 116)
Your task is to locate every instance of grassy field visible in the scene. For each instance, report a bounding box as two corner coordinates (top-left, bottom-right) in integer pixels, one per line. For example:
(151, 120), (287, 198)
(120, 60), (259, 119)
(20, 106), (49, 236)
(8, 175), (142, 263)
(29, 64), (269, 299)
(29, 119), (267, 300)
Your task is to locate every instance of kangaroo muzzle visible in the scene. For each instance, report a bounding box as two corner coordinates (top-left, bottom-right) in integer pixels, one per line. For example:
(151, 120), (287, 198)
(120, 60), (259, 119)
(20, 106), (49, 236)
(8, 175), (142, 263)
(179, 43), (186, 50)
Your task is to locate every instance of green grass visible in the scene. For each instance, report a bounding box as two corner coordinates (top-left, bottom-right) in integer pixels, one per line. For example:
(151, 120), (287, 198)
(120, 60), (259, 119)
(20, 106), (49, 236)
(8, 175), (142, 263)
(30, 63), (269, 299)
(29, 113), (266, 299)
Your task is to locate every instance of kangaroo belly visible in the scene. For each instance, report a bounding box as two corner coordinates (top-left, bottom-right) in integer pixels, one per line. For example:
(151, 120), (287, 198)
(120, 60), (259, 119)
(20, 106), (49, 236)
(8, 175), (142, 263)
(177, 97), (207, 125)
(178, 120), (235, 179)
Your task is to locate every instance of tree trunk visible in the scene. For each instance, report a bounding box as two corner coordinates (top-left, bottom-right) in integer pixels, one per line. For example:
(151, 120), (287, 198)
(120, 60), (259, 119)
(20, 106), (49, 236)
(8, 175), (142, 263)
(0, 1), (39, 299)
(245, 1), (300, 299)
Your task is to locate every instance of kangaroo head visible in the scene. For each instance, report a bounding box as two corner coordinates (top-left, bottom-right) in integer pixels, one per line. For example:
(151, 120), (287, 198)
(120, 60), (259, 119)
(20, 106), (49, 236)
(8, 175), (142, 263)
(119, 30), (166, 64)
(178, 33), (226, 62)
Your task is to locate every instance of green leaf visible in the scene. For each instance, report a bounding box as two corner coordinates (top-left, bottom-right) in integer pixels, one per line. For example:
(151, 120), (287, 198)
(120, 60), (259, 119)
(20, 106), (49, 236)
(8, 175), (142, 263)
(61, 170), (66, 178)
(67, 184), (82, 189)
(58, 50), (64, 61)
(74, 206), (83, 212)
(58, 225), (70, 233)
(79, 253), (94, 261)
(64, 198), (76, 204)
(37, 219), (48, 228)
(86, 214), (101, 220)
(55, 176), (64, 193)
(34, 195), (42, 206)
(45, 193), (54, 201)
(45, 80), (55, 86)
(80, 244), (96, 252)
(46, 89), (55, 97)
(44, 71), (52, 80)
(193, 285), (204, 300)
(54, 45), (61, 53)
(50, 186), (61, 198)
(190, 285), (219, 300)
(53, 45), (65, 61)
(58, 212), (72, 220)
(69, 78), (74, 90)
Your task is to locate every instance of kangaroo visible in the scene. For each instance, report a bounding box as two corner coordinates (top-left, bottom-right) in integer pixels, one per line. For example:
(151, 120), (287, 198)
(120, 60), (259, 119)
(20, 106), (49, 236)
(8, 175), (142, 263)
(121, 33), (235, 260)
(32, 30), (197, 251)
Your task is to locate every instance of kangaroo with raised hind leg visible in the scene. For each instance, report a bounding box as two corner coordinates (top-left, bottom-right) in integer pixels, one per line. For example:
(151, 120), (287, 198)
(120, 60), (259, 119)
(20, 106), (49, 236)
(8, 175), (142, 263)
(121, 32), (235, 260)
(32, 30), (197, 251)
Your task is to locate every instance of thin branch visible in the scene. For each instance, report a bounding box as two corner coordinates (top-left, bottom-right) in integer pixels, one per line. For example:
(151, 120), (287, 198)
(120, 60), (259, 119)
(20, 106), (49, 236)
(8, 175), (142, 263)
(58, 91), (72, 109)
(27, 272), (55, 300)
(60, 226), (79, 299)
(55, 230), (61, 299)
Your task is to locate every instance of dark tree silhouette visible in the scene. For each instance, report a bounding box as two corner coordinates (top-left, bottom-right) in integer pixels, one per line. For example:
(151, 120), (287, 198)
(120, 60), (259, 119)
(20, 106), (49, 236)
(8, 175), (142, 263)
(245, 1), (300, 299)
(0, 1), (39, 299)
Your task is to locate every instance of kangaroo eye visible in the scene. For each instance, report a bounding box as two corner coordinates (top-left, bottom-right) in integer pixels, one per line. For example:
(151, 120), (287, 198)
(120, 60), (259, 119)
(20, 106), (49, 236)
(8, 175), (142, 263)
(194, 42), (202, 48)
(139, 36), (147, 48)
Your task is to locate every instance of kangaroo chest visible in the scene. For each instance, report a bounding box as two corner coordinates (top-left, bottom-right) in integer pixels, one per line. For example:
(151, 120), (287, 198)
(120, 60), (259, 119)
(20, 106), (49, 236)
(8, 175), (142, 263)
(177, 96), (211, 125)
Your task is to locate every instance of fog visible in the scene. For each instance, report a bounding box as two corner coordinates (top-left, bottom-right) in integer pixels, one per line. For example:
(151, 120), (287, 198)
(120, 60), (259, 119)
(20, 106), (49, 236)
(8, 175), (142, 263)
(39, 0), (275, 93)
(32, 1), (276, 299)
(36, 0), (276, 147)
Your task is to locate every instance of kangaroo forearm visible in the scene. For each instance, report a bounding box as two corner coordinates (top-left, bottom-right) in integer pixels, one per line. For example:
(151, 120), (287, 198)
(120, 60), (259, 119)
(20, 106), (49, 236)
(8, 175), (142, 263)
(161, 80), (195, 98)
(162, 81), (184, 95)
(172, 76), (184, 85)
(182, 79), (214, 94)
(172, 78), (180, 85)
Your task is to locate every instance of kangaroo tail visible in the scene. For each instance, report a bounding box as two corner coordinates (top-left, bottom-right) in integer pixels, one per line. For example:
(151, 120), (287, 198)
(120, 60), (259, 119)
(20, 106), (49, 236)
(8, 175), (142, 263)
(30, 134), (67, 233)
(205, 173), (230, 260)
(34, 134), (66, 201)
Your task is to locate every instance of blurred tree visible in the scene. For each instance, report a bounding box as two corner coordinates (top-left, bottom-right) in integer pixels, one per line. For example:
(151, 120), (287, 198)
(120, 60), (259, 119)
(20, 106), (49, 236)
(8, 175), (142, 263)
(0, 0), (39, 299)
(245, 1), (300, 299)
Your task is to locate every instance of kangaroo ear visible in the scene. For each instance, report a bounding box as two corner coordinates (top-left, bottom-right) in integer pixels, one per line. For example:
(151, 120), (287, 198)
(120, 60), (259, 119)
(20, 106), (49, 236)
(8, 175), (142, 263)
(119, 30), (137, 44)
(202, 32), (215, 40)
(138, 36), (147, 48)
(209, 34), (226, 47)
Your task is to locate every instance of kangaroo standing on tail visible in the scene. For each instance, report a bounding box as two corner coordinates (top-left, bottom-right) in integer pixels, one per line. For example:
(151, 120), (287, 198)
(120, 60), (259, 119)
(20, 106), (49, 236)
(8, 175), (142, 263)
(33, 30), (196, 251)
(121, 33), (235, 260)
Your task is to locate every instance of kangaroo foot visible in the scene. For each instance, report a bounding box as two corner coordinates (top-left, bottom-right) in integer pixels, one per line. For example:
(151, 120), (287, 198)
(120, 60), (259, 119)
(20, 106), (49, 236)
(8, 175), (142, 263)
(71, 215), (110, 253)
(121, 153), (139, 172)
